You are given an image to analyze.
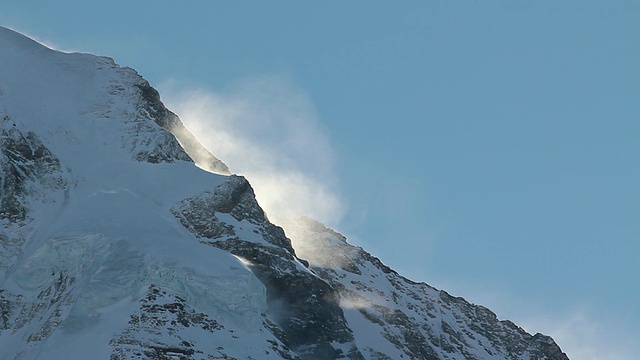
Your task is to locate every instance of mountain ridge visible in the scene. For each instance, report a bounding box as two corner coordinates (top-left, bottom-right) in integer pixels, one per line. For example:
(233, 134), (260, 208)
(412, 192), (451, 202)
(0, 26), (568, 359)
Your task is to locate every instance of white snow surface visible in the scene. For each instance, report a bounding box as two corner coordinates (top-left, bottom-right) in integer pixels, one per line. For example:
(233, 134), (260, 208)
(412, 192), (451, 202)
(0, 26), (287, 359)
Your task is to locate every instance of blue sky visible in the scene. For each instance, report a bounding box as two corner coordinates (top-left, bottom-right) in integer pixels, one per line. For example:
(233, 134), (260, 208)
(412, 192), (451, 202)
(1, 1), (638, 358)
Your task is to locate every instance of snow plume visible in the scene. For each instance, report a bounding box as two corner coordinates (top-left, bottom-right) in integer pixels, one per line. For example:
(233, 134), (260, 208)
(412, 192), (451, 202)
(4, 26), (69, 53)
(161, 75), (345, 230)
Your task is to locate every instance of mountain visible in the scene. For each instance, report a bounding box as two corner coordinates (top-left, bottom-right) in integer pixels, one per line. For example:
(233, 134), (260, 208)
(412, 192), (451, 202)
(0, 26), (569, 360)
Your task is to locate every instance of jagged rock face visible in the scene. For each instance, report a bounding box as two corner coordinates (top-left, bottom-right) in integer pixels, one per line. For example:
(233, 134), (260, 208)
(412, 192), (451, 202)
(0, 115), (68, 224)
(283, 217), (569, 360)
(134, 81), (230, 174)
(115, 288), (236, 358)
(0, 114), (71, 277)
(172, 176), (363, 360)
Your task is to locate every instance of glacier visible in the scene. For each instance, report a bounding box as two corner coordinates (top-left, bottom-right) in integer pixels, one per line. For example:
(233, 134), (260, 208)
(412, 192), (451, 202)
(0, 26), (568, 359)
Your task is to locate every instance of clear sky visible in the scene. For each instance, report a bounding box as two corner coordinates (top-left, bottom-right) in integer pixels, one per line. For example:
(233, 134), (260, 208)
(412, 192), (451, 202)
(1, 2), (638, 359)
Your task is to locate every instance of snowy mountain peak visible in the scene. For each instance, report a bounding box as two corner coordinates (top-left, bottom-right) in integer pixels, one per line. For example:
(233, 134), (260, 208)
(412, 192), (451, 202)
(0, 26), (568, 360)
(0, 26), (229, 176)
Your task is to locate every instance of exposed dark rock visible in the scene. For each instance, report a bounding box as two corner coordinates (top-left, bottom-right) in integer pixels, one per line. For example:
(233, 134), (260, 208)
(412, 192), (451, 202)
(286, 218), (570, 360)
(0, 115), (67, 224)
(0, 290), (13, 330)
(172, 176), (363, 360)
(110, 285), (222, 360)
(135, 81), (230, 174)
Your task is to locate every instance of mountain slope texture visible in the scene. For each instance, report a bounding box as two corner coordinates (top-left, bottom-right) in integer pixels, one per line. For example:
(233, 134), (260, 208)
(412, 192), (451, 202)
(0, 26), (569, 360)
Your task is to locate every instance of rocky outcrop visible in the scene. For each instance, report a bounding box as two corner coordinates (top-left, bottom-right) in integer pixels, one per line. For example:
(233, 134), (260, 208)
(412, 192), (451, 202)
(135, 81), (230, 174)
(283, 217), (569, 360)
(111, 285), (224, 360)
(0, 114), (68, 224)
(172, 176), (363, 360)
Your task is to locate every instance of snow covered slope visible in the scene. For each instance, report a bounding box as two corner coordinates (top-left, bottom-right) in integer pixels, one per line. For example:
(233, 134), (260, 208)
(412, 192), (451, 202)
(0, 26), (568, 359)
(0, 26), (288, 359)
